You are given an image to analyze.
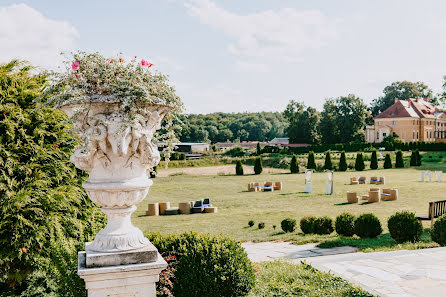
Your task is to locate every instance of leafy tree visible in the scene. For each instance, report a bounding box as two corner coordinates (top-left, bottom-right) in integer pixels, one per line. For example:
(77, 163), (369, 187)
(290, 155), (299, 173)
(395, 150), (404, 168)
(370, 150), (378, 170)
(307, 151), (316, 170)
(256, 142), (261, 155)
(355, 153), (365, 171)
(0, 61), (104, 288)
(371, 81), (434, 116)
(235, 160), (244, 175)
(284, 100), (320, 144)
(254, 157), (263, 174)
(338, 151), (348, 171)
(384, 153), (392, 169)
(324, 151), (333, 170)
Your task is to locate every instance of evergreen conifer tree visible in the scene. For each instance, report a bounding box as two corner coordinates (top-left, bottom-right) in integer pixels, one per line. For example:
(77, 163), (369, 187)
(410, 150), (417, 166)
(324, 151), (333, 170)
(290, 154), (299, 173)
(338, 151), (348, 171)
(384, 153), (392, 169)
(395, 150), (404, 168)
(256, 142), (261, 155)
(254, 157), (263, 174)
(355, 153), (365, 171)
(236, 160), (244, 175)
(307, 151), (316, 170)
(416, 150), (422, 166)
(370, 150), (378, 170)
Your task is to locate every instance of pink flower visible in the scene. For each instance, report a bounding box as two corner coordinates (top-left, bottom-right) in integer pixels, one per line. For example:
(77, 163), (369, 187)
(141, 59), (149, 66)
(147, 62), (153, 68)
(71, 61), (80, 70)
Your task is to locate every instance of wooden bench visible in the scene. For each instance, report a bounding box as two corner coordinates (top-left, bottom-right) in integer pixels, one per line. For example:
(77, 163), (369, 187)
(418, 200), (446, 228)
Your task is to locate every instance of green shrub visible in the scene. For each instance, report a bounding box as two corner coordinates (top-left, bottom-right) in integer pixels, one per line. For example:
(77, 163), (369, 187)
(354, 153), (365, 171)
(370, 150), (378, 170)
(410, 150), (417, 166)
(395, 150), (404, 168)
(248, 220), (254, 227)
(431, 215), (446, 246)
(307, 151), (316, 170)
(387, 211), (422, 243)
(416, 150), (422, 166)
(324, 151), (333, 170)
(300, 216), (317, 234)
(290, 154), (299, 173)
(258, 222), (265, 229)
(384, 153), (392, 169)
(148, 232), (255, 297)
(179, 152), (186, 160)
(354, 214), (382, 238)
(313, 217), (334, 235)
(254, 157), (263, 175)
(224, 146), (245, 157)
(281, 218), (297, 233)
(256, 142), (261, 155)
(338, 151), (348, 171)
(335, 213), (356, 237)
(236, 160), (244, 175)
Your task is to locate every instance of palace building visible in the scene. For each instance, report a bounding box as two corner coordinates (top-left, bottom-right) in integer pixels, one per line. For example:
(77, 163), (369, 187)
(365, 98), (446, 143)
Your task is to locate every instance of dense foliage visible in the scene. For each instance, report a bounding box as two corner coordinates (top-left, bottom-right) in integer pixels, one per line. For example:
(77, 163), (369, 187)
(395, 150), (404, 168)
(281, 218), (297, 233)
(431, 215), (446, 246)
(354, 153), (365, 171)
(284, 101), (320, 144)
(354, 214), (382, 239)
(370, 150), (378, 170)
(387, 211), (422, 243)
(384, 153), (392, 169)
(290, 155), (299, 173)
(254, 157), (263, 174)
(335, 213), (356, 237)
(148, 232), (255, 297)
(313, 217), (334, 235)
(338, 151), (348, 171)
(0, 60), (104, 292)
(307, 151), (316, 170)
(300, 217), (317, 234)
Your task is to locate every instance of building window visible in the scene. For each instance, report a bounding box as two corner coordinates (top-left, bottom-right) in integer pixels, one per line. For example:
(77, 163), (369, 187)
(377, 132), (380, 139)
(378, 121), (382, 126)
(392, 120), (397, 125)
(417, 131), (419, 139)
(383, 132), (387, 138)
(413, 131), (415, 140)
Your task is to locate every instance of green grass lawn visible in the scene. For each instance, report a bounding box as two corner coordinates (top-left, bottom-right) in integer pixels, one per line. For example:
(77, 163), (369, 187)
(134, 167), (444, 251)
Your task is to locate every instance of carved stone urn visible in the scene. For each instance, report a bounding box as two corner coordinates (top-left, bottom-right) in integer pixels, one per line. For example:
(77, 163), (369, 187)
(60, 96), (171, 267)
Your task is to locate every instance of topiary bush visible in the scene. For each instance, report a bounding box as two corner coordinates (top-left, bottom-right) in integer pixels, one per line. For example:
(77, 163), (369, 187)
(324, 151), (333, 170)
(313, 217), (334, 235)
(254, 157), (263, 175)
(387, 211), (422, 243)
(258, 222), (265, 229)
(355, 153), (365, 171)
(290, 154), (299, 173)
(300, 216), (316, 234)
(256, 142), (261, 155)
(248, 220), (254, 227)
(335, 213), (356, 237)
(431, 215), (446, 246)
(338, 151), (348, 171)
(236, 160), (244, 175)
(354, 214), (382, 238)
(410, 150), (417, 166)
(281, 218), (297, 233)
(370, 150), (378, 170)
(148, 232), (255, 297)
(416, 150), (422, 166)
(383, 153), (392, 169)
(395, 150), (404, 168)
(307, 151), (316, 170)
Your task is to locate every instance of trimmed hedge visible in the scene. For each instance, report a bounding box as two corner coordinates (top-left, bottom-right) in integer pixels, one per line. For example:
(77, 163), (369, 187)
(300, 217), (317, 234)
(354, 214), (382, 238)
(383, 153), (392, 169)
(387, 211), (422, 243)
(313, 217), (334, 235)
(431, 215), (446, 246)
(355, 153), (365, 171)
(370, 150), (378, 170)
(281, 218), (297, 233)
(335, 213), (356, 237)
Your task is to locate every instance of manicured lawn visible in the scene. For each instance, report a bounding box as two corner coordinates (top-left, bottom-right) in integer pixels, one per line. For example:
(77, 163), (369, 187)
(248, 261), (374, 297)
(133, 167), (444, 251)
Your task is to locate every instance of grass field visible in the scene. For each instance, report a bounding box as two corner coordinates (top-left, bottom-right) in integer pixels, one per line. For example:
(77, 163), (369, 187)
(134, 164), (446, 251)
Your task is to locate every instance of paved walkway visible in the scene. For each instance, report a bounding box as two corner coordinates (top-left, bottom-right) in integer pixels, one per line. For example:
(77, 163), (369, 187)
(243, 241), (446, 297)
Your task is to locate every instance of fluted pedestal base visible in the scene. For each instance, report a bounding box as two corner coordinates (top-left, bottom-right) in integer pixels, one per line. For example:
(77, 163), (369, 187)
(78, 251), (167, 297)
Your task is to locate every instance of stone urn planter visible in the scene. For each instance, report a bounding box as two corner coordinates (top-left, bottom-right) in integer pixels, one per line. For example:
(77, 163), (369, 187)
(60, 96), (172, 267)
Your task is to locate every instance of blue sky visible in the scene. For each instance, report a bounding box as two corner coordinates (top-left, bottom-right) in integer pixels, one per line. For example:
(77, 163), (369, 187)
(1, 0), (446, 114)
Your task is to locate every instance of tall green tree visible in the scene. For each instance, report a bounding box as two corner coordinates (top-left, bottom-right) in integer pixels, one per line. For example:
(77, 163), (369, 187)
(0, 61), (104, 288)
(256, 142), (261, 155)
(235, 160), (244, 175)
(307, 151), (316, 170)
(338, 151), (348, 171)
(370, 150), (378, 170)
(254, 157), (263, 174)
(395, 150), (404, 168)
(284, 100), (320, 144)
(355, 153), (365, 171)
(384, 153), (393, 169)
(370, 81), (434, 116)
(290, 155), (299, 173)
(324, 151), (333, 170)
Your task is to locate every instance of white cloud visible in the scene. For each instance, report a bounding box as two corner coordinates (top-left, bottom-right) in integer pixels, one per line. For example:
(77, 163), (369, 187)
(234, 60), (268, 73)
(0, 3), (78, 69)
(184, 0), (339, 58)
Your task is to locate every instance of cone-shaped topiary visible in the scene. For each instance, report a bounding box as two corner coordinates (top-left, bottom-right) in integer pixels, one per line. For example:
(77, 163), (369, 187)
(410, 150), (417, 166)
(236, 160), (244, 175)
(416, 150), (422, 166)
(290, 154), (299, 173)
(254, 157), (263, 174)
(384, 153), (392, 169)
(395, 150), (404, 168)
(354, 153), (365, 171)
(387, 211), (422, 243)
(324, 151), (333, 170)
(256, 142), (261, 155)
(338, 151), (348, 172)
(307, 151), (316, 170)
(370, 150), (378, 170)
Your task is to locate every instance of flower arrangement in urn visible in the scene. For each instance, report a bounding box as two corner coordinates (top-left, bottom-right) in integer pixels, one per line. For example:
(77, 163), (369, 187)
(45, 52), (183, 266)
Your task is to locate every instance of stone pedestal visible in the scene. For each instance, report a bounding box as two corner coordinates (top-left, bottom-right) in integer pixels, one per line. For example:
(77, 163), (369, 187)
(78, 251), (167, 297)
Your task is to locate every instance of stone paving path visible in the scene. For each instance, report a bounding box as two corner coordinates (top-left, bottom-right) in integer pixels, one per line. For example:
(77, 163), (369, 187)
(243, 241), (446, 297)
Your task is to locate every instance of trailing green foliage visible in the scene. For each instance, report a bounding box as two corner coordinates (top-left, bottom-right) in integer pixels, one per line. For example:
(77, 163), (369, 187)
(281, 218), (297, 233)
(431, 215), (446, 246)
(335, 213), (356, 237)
(354, 153), (365, 171)
(324, 151), (333, 170)
(254, 157), (263, 174)
(290, 154), (299, 173)
(354, 214), (382, 239)
(384, 153), (392, 169)
(395, 150), (404, 168)
(307, 151), (316, 170)
(370, 150), (378, 170)
(387, 211), (422, 243)
(338, 151), (348, 171)
(235, 160), (244, 175)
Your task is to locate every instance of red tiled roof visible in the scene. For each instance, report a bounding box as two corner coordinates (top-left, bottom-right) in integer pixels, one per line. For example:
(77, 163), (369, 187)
(375, 98), (441, 119)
